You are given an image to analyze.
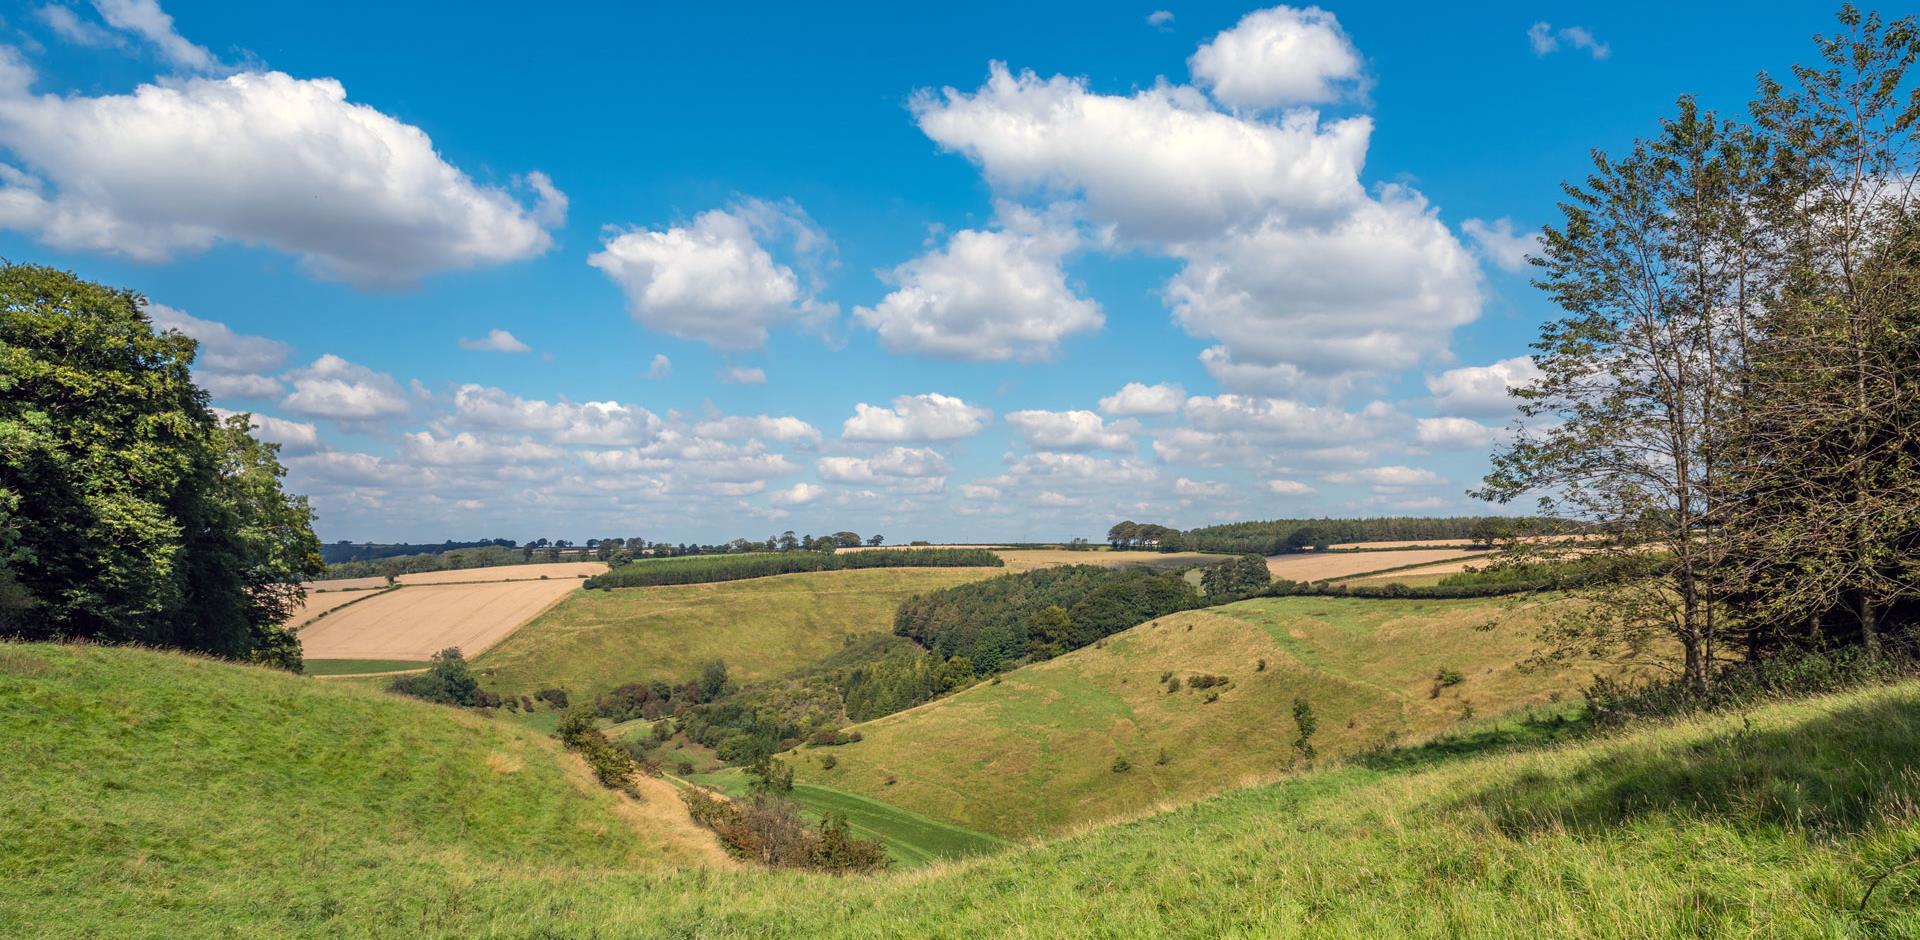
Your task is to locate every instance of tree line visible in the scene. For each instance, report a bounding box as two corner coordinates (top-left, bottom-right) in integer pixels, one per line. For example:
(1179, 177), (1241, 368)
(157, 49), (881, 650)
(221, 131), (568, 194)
(1107, 517), (1538, 555)
(1479, 7), (1920, 690)
(583, 548), (1002, 590)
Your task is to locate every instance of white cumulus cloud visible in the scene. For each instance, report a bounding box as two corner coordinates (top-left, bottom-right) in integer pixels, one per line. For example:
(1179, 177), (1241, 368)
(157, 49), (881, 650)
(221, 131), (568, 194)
(589, 198), (833, 350)
(855, 211), (1101, 361)
(281, 355), (409, 421)
(1098, 382), (1186, 416)
(1188, 5), (1365, 108)
(0, 63), (564, 286)
(458, 329), (531, 353)
(842, 392), (990, 442)
(1426, 356), (1541, 417)
(1005, 409), (1135, 452)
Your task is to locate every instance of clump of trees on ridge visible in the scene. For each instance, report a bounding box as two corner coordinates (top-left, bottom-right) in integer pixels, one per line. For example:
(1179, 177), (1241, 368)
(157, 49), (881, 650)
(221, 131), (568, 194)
(0, 264), (320, 670)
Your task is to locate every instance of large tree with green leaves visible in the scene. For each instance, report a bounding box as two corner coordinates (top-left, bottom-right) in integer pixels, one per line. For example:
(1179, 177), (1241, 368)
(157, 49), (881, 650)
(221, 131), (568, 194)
(0, 263), (320, 667)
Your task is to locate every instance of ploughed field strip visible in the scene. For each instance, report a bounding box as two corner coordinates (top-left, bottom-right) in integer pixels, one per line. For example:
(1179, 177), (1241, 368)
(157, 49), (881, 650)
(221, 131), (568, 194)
(395, 561), (607, 584)
(1263, 548), (1486, 582)
(297, 579), (583, 660)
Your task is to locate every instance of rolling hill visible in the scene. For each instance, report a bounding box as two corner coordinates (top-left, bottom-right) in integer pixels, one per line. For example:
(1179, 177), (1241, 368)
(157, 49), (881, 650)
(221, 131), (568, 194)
(473, 567), (1001, 701)
(789, 594), (1625, 838)
(4, 640), (1915, 937)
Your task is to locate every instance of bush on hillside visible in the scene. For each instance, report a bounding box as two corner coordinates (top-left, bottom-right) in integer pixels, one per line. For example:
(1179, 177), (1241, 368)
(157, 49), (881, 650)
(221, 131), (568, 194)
(679, 789), (889, 873)
(388, 648), (480, 706)
(555, 706), (638, 795)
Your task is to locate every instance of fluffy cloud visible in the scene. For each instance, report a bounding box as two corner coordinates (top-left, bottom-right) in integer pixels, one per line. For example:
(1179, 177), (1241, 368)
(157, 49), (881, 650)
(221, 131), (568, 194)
(452, 384), (661, 446)
(818, 446), (950, 483)
(1184, 394), (1396, 443)
(1098, 382), (1186, 417)
(1324, 465), (1444, 488)
(144, 304), (287, 373)
(459, 329), (531, 353)
(647, 354), (672, 379)
(842, 392), (990, 442)
(855, 214), (1101, 361)
(719, 366), (767, 385)
(1174, 476), (1231, 498)
(589, 199), (832, 350)
(1529, 22), (1610, 60)
(770, 482), (824, 505)
(0, 63), (563, 286)
(1166, 187), (1481, 393)
(200, 371), (283, 399)
(911, 16), (1482, 394)
(588, 438), (799, 483)
(284, 450), (398, 487)
(1426, 356), (1541, 417)
(1188, 5), (1365, 108)
(93, 0), (217, 70)
(1004, 409), (1134, 452)
(1147, 10), (1175, 28)
(1461, 217), (1541, 273)
(1415, 416), (1499, 449)
(281, 355), (409, 420)
(1000, 451), (1158, 484)
(1266, 478), (1315, 495)
(692, 415), (821, 444)
(402, 431), (562, 466)
(914, 62), (1369, 243)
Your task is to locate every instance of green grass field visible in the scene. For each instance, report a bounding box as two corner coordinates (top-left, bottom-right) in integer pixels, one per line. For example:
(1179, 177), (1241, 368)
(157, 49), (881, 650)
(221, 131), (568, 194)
(303, 658), (426, 676)
(688, 767), (1009, 867)
(5, 640), (1918, 937)
(791, 594), (1630, 838)
(473, 567), (1000, 701)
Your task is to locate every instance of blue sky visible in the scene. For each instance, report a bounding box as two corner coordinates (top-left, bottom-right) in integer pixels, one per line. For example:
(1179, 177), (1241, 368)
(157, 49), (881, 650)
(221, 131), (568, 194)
(0, 1), (1841, 543)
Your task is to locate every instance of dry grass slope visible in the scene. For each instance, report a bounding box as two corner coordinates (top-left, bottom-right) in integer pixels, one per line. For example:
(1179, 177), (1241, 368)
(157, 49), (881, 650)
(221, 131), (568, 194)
(475, 567), (1001, 700)
(793, 594), (1625, 838)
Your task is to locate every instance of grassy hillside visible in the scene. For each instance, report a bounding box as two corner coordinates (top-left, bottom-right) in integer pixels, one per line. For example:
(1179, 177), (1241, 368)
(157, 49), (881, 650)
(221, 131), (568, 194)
(0, 642), (727, 939)
(792, 595), (1620, 838)
(475, 567), (1000, 701)
(6, 639), (1916, 937)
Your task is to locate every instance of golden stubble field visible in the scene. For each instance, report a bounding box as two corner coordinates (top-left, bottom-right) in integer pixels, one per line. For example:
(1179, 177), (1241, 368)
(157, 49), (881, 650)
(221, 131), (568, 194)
(297, 579), (585, 660)
(1264, 548), (1487, 581)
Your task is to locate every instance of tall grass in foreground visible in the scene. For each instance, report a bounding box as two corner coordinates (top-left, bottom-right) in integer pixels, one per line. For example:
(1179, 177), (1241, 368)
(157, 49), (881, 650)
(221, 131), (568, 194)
(6, 641), (1920, 937)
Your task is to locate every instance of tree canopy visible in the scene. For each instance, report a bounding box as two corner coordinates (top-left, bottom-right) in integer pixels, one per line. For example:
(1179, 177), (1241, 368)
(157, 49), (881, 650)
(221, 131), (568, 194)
(0, 264), (320, 668)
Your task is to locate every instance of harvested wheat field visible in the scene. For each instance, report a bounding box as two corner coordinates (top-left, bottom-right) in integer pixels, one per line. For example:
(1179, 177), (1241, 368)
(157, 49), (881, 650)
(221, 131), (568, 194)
(396, 561), (606, 585)
(297, 579), (582, 660)
(287, 588), (383, 627)
(1265, 548), (1485, 582)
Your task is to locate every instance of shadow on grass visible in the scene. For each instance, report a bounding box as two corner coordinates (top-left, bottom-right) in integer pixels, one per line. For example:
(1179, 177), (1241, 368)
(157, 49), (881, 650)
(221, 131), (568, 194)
(1355, 708), (1591, 773)
(1464, 694), (1920, 838)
